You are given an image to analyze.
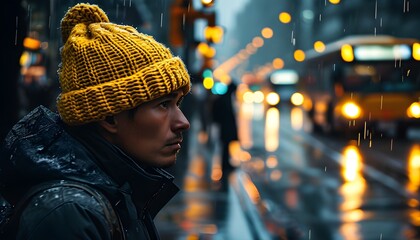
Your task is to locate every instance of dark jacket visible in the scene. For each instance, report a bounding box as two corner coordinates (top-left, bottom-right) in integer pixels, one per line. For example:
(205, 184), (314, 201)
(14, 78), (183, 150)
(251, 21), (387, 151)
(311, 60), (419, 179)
(0, 106), (179, 239)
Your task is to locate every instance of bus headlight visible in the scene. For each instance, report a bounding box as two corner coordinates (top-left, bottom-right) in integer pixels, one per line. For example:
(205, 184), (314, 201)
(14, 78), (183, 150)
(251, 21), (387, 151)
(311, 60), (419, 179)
(407, 102), (420, 118)
(290, 92), (304, 106)
(342, 102), (361, 119)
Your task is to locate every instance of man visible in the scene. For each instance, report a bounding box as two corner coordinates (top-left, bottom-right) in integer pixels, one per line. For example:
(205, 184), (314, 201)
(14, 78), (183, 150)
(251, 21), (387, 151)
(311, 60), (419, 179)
(0, 3), (190, 239)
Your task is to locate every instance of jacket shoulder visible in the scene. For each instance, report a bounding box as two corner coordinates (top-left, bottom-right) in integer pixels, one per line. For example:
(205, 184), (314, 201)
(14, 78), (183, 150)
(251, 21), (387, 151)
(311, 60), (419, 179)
(3, 106), (61, 149)
(17, 185), (114, 239)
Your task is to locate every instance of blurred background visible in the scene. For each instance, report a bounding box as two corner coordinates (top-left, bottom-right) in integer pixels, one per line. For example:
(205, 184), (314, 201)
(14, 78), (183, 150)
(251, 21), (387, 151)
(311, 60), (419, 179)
(2, 0), (420, 239)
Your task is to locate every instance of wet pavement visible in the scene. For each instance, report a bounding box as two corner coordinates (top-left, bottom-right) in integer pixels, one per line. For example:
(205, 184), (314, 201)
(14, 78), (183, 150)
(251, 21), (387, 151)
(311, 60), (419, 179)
(155, 103), (420, 240)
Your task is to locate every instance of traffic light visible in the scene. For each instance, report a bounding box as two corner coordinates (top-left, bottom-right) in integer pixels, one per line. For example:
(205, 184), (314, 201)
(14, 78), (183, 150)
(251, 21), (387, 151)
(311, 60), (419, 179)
(204, 26), (223, 43)
(202, 68), (214, 90)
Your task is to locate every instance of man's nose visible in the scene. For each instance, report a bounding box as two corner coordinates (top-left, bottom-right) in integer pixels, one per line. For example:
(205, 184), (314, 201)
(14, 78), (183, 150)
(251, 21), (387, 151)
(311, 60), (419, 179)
(173, 108), (190, 132)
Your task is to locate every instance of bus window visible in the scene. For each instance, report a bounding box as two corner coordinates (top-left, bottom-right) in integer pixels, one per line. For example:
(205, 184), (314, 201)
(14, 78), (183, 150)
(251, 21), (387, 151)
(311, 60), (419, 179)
(340, 63), (420, 93)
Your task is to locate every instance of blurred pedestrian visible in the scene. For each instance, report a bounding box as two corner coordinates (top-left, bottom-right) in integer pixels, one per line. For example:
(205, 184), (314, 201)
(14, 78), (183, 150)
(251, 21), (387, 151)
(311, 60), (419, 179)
(211, 82), (239, 179)
(0, 3), (190, 240)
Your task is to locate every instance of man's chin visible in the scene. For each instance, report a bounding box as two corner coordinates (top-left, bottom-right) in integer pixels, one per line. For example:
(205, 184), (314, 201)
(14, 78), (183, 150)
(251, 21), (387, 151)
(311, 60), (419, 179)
(157, 156), (177, 169)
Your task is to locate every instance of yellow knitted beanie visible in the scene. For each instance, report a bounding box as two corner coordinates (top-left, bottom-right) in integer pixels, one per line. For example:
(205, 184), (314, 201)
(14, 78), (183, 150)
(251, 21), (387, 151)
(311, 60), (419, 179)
(57, 3), (190, 125)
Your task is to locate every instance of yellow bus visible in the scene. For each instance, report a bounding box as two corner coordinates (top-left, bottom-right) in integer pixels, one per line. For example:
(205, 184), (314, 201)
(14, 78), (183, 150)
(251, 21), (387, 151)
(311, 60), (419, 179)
(298, 35), (420, 138)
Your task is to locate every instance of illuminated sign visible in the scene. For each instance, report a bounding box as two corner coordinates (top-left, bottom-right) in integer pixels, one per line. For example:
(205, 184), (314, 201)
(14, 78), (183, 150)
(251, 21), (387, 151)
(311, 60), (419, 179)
(354, 44), (411, 61)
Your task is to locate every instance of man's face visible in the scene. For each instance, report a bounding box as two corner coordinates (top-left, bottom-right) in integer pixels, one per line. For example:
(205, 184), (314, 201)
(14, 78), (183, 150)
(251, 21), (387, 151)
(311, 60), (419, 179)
(111, 90), (190, 168)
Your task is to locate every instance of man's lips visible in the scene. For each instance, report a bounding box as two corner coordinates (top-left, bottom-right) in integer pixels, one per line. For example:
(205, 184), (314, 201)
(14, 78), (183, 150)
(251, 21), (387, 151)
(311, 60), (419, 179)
(165, 139), (183, 152)
(166, 139), (183, 146)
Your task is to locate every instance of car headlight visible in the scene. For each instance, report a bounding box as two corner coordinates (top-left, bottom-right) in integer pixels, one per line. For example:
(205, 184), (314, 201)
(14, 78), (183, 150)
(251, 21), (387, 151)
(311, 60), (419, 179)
(407, 102), (420, 118)
(266, 92), (280, 106)
(341, 102), (361, 119)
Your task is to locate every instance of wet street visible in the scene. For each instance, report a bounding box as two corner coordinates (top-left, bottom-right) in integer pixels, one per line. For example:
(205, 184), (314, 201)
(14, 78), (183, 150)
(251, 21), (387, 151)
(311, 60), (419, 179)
(156, 102), (420, 240)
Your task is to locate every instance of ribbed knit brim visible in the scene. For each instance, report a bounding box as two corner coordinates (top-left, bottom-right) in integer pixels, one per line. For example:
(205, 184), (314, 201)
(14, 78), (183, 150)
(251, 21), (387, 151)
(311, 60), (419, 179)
(57, 3), (190, 125)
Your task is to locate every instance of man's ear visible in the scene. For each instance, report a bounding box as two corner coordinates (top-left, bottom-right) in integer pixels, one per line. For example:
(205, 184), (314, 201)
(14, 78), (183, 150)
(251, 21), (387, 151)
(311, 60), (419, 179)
(98, 116), (118, 134)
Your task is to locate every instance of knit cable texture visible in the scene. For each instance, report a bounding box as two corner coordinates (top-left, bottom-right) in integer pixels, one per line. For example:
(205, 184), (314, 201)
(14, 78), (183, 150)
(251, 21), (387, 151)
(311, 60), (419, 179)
(57, 3), (190, 125)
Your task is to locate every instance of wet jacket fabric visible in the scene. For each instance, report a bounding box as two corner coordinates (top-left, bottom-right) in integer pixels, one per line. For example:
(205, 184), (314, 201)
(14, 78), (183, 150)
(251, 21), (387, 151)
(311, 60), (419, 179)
(0, 106), (179, 240)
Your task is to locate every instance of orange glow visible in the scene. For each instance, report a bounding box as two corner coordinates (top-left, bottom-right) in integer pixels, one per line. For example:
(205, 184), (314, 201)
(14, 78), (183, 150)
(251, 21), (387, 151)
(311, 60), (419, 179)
(413, 43), (420, 61)
(341, 209), (364, 222)
(270, 169), (282, 181)
(265, 107), (280, 152)
(200, 224), (218, 234)
(339, 223), (361, 240)
(197, 131), (208, 144)
(252, 36), (264, 48)
(272, 58), (284, 69)
(211, 166), (223, 182)
(266, 155), (278, 168)
(204, 26), (224, 43)
(261, 27), (273, 39)
(245, 44), (257, 54)
(183, 200), (213, 220)
(406, 145), (420, 192)
(253, 91), (265, 103)
(197, 42), (216, 58)
(186, 233), (200, 240)
(290, 107), (303, 131)
(242, 173), (261, 204)
(314, 41), (326, 52)
(338, 144), (366, 223)
(239, 151), (252, 162)
(238, 102), (253, 149)
(410, 211), (420, 226)
(213, 68), (225, 80)
(407, 102), (420, 118)
(184, 155), (207, 192)
(341, 145), (363, 182)
(408, 198), (420, 208)
(253, 158), (266, 172)
(23, 37), (41, 50)
(290, 92), (304, 106)
(197, 42), (209, 55)
(339, 178), (366, 211)
(279, 12), (291, 23)
(284, 188), (299, 209)
(266, 92), (280, 105)
(201, 0), (214, 7)
(341, 44), (354, 62)
(204, 47), (216, 58)
(229, 140), (242, 167)
(243, 91), (254, 104)
(341, 102), (362, 119)
(219, 74), (231, 84)
(293, 49), (305, 62)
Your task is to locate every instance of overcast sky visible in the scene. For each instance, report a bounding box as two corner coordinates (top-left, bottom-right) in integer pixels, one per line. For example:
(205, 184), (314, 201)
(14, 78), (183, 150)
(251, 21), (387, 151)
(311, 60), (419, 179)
(215, 0), (250, 30)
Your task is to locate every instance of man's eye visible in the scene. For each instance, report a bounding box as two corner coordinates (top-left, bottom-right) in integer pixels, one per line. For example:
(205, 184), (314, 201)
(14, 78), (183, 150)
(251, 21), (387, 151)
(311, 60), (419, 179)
(160, 101), (169, 108)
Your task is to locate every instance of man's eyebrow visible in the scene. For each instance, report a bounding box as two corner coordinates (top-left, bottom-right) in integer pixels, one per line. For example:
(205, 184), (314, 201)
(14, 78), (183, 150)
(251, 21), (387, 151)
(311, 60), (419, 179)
(161, 91), (183, 100)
